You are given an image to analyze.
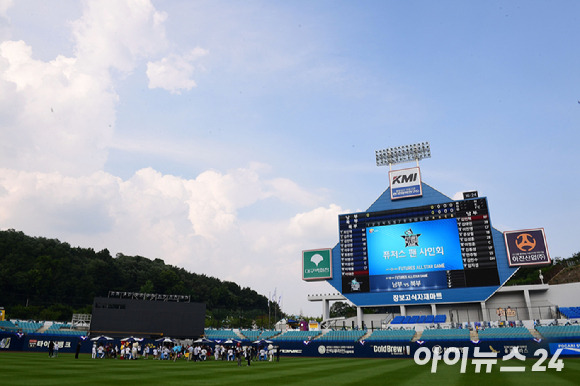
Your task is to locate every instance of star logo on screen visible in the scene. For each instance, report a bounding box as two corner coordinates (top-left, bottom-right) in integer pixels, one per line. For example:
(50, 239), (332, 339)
(350, 278), (361, 291)
(401, 228), (421, 247)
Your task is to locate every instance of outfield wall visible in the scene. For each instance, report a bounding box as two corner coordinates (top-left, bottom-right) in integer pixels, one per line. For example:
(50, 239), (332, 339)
(276, 339), (561, 358)
(0, 332), (92, 354)
(1, 331), (579, 358)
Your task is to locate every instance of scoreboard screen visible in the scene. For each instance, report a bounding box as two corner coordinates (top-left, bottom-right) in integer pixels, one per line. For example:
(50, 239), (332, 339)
(339, 198), (500, 294)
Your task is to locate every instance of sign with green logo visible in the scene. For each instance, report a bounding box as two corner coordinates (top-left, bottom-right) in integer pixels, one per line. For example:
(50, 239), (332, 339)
(302, 248), (333, 281)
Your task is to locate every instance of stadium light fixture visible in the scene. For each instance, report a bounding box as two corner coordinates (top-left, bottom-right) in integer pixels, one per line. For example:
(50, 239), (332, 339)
(106, 291), (190, 302)
(375, 141), (431, 168)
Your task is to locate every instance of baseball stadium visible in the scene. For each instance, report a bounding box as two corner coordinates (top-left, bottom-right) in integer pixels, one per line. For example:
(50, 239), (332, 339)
(1, 142), (579, 385)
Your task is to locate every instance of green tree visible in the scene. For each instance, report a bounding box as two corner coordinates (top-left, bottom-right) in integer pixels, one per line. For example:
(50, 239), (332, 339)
(0, 229), (278, 324)
(330, 301), (357, 318)
(140, 279), (155, 293)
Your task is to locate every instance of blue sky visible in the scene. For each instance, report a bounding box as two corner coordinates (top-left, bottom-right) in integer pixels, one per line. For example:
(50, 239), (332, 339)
(0, 0), (578, 317)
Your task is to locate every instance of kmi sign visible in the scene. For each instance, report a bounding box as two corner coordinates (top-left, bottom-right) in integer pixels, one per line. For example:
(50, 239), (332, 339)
(389, 166), (422, 200)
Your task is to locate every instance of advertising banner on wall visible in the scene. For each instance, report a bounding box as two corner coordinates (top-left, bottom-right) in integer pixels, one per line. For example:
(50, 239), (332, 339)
(504, 228), (551, 267)
(274, 338), (554, 359)
(302, 249), (333, 281)
(549, 342), (580, 356)
(389, 167), (422, 200)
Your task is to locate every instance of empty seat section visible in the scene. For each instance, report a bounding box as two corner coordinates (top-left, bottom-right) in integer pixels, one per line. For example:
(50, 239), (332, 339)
(419, 328), (470, 341)
(317, 330), (366, 342)
(536, 325), (580, 338)
(273, 330), (321, 341)
(477, 327), (533, 340)
(366, 329), (415, 341)
(258, 330), (279, 339)
(391, 316), (405, 324)
(433, 315), (447, 323)
(204, 329), (240, 341)
(240, 330), (261, 340)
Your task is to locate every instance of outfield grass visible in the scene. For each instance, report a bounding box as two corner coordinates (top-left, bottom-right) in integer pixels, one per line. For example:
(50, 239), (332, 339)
(0, 352), (578, 385)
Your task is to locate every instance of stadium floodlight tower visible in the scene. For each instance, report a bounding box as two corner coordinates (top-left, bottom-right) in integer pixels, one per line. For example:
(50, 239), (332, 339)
(375, 141), (431, 170)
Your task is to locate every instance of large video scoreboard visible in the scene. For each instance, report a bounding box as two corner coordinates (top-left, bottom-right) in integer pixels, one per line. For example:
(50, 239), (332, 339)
(339, 198), (500, 295)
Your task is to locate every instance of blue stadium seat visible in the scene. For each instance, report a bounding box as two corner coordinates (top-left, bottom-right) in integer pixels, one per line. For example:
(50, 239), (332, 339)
(391, 316), (405, 324)
(434, 315), (446, 323)
(477, 327), (533, 340)
(560, 307), (580, 319)
(420, 328), (470, 341)
(366, 329), (415, 342)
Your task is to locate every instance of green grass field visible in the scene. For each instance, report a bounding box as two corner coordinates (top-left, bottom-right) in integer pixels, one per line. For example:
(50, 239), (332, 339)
(0, 352), (579, 385)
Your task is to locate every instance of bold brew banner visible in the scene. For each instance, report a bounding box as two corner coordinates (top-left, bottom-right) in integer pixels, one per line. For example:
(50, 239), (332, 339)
(389, 167), (422, 200)
(504, 228), (551, 267)
(302, 249), (333, 281)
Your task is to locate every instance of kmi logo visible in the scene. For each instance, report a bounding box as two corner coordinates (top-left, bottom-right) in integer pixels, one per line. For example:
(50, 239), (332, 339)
(392, 173), (418, 185)
(389, 166), (422, 200)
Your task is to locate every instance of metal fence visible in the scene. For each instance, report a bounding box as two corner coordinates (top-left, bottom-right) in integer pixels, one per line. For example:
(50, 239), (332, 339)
(449, 305), (560, 324)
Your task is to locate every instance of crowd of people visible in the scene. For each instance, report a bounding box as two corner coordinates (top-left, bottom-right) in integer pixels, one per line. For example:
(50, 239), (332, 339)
(89, 341), (280, 365)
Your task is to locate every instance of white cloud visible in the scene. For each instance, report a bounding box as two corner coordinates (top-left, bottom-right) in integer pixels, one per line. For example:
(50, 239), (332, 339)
(266, 177), (324, 207)
(147, 48), (208, 94)
(0, 169), (120, 234)
(0, 39), (116, 176)
(286, 204), (342, 240)
(0, 1), (204, 176)
(0, 0), (175, 176)
(71, 0), (168, 73)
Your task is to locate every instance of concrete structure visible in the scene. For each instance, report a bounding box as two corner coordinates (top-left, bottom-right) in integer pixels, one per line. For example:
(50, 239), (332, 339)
(309, 282), (580, 329)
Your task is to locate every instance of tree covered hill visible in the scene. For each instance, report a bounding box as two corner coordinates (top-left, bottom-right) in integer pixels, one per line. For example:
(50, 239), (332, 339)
(505, 251), (580, 286)
(0, 229), (279, 327)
